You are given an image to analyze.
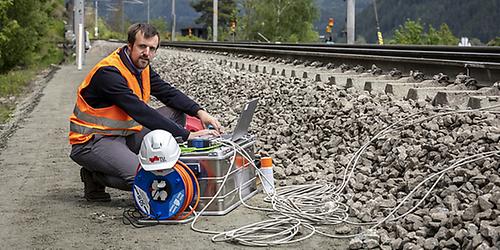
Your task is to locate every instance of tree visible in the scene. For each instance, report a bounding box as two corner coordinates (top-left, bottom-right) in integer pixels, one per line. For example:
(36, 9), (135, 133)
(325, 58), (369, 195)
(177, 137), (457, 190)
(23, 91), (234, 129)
(0, 0), (18, 70)
(390, 19), (425, 45)
(0, 0), (64, 72)
(190, 0), (237, 29)
(356, 0), (500, 45)
(425, 23), (458, 45)
(96, 17), (123, 40)
(150, 18), (168, 40)
(487, 37), (500, 46)
(240, 0), (318, 43)
(390, 19), (458, 45)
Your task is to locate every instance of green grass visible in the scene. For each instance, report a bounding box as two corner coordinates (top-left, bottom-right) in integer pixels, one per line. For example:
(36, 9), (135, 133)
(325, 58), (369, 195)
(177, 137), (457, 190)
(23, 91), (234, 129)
(0, 69), (37, 96)
(0, 104), (14, 123)
(0, 46), (63, 124)
(0, 69), (37, 123)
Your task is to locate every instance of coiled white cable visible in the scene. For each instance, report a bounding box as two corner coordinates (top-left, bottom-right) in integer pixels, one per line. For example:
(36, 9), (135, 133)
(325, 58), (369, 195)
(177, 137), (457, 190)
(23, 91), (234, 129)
(189, 104), (500, 246)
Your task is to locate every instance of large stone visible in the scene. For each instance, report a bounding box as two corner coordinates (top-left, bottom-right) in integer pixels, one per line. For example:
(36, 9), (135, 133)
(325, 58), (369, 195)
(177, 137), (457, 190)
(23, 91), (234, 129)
(474, 209), (493, 223)
(443, 238), (460, 249)
(466, 223), (479, 236)
(391, 238), (403, 249)
(273, 166), (286, 179)
(349, 237), (363, 249)
(430, 210), (448, 222)
(292, 176), (306, 185)
(462, 205), (479, 221)
(334, 225), (351, 234)
(491, 192), (500, 208)
(435, 227), (451, 240)
(480, 221), (499, 242)
(395, 224), (408, 238)
(454, 228), (468, 242)
(365, 239), (379, 249)
(403, 242), (419, 250)
(472, 234), (485, 248)
(478, 195), (494, 211)
(475, 242), (492, 250)
(406, 214), (424, 230)
(423, 237), (439, 250)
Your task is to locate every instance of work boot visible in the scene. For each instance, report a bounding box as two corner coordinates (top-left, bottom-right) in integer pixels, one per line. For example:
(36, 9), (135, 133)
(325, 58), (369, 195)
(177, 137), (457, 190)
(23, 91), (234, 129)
(80, 168), (111, 202)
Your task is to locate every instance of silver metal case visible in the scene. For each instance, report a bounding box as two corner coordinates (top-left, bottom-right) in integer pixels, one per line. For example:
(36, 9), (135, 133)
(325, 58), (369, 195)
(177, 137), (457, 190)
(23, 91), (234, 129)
(179, 135), (257, 215)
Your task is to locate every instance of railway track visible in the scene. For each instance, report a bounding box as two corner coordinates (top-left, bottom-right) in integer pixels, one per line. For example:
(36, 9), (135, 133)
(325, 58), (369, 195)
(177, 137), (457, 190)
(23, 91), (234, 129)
(162, 41), (500, 109)
(162, 42), (500, 84)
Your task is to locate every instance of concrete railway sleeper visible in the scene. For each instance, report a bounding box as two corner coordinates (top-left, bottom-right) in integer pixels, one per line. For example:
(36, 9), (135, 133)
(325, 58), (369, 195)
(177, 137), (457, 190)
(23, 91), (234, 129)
(208, 53), (500, 110)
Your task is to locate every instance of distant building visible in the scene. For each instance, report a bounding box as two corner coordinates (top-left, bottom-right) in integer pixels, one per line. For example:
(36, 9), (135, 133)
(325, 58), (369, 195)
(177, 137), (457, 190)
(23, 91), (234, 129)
(180, 27), (208, 40)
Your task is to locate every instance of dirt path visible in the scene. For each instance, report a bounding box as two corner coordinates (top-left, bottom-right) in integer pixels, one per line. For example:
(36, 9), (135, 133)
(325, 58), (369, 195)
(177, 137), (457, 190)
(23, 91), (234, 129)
(0, 42), (347, 249)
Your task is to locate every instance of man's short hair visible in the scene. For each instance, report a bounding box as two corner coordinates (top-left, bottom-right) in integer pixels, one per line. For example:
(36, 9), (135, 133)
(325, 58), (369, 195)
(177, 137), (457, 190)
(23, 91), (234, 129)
(127, 23), (160, 48)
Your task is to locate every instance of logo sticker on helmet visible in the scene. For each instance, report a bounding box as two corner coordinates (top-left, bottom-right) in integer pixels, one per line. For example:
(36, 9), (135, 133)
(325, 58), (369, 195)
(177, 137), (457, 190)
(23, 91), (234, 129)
(149, 156), (160, 163)
(149, 155), (166, 163)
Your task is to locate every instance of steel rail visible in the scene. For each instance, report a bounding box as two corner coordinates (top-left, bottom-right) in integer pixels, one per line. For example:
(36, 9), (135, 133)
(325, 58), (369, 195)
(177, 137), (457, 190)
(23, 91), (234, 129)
(184, 41), (500, 53)
(162, 42), (500, 63)
(161, 41), (500, 84)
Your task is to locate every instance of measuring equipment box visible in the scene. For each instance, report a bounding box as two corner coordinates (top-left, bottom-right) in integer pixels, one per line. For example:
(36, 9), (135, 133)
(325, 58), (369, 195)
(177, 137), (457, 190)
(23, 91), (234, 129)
(180, 135), (257, 216)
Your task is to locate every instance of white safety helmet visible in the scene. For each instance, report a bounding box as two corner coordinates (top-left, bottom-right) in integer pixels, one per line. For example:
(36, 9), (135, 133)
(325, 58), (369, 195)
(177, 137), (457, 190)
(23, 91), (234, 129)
(138, 130), (181, 171)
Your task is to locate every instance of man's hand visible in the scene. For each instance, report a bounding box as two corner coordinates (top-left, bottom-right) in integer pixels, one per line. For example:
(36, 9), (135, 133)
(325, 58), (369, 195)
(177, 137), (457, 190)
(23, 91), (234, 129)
(187, 129), (220, 140)
(197, 109), (222, 133)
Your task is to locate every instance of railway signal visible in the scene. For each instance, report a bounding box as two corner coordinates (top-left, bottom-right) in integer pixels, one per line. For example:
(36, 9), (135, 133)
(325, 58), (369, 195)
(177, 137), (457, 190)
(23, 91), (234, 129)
(326, 18), (334, 43)
(230, 21), (236, 33)
(230, 20), (236, 42)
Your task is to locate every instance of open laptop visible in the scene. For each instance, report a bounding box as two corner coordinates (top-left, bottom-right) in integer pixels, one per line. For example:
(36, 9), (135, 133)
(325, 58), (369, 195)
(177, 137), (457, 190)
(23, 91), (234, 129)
(220, 98), (259, 141)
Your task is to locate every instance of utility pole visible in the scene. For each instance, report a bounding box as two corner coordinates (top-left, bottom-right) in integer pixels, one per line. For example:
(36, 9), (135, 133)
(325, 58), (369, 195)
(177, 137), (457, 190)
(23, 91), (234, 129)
(213, 0), (218, 42)
(171, 0), (176, 41)
(74, 0), (85, 70)
(94, 0), (98, 38)
(147, 0), (150, 24)
(121, 0), (125, 34)
(346, 0), (355, 44)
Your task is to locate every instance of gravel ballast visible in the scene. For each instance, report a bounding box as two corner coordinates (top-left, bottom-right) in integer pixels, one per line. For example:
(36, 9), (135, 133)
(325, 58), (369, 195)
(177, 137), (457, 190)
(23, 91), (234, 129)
(152, 48), (500, 249)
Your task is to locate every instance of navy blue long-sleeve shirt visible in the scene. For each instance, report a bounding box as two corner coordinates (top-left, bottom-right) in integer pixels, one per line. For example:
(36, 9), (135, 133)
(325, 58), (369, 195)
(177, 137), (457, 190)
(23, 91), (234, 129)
(81, 46), (200, 141)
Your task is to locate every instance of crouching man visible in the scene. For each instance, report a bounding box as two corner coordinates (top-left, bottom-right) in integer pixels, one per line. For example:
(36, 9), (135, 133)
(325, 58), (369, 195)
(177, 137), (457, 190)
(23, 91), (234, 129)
(68, 23), (220, 201)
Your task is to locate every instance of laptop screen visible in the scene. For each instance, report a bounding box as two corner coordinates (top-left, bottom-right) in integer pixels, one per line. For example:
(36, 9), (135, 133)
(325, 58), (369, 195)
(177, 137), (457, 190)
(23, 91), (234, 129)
(230, 98), (259, 141)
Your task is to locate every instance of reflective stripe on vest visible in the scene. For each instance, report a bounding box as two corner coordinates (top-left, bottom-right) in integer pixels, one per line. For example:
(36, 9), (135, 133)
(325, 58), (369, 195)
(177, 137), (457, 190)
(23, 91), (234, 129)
(72, 106), (140, 129)
(70, 123), (136, 136)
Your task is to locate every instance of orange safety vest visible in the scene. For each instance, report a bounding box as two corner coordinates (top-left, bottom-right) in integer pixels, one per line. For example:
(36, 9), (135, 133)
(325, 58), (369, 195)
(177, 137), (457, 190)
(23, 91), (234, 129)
(69, 48), (151, 144)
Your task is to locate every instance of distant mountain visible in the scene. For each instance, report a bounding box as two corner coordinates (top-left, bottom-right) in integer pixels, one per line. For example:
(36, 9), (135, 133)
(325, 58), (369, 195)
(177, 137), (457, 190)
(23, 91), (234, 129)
(96, 0), (202, 30)
(96, 0), (372, 34)
(91, 0), (498, 43)
(355, 0), (500, 44)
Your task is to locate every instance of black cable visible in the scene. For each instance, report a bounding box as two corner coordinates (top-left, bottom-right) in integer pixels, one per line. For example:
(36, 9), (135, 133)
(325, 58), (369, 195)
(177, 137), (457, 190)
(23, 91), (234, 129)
(122, 207), (160, 228)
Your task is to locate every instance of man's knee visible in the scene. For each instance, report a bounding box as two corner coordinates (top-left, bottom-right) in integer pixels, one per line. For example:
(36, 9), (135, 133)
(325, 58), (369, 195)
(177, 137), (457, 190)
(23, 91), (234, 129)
(157, 106), (186, 126)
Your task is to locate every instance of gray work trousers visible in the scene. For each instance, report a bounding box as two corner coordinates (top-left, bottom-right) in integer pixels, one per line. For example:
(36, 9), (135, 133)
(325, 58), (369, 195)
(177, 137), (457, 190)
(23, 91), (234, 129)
(69, 106), (186, 191)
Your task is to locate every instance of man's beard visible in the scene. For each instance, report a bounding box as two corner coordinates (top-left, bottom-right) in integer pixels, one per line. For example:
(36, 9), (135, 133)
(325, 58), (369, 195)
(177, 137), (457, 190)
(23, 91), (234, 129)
(136, 57), (150, 69)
